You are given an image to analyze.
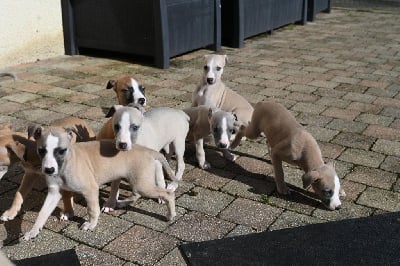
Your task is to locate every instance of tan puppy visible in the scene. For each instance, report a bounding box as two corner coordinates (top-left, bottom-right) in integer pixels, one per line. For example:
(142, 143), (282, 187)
(192, 54), (254, 127)
(23, 127), (177, 240)
(231, 101), (345, 210)
(0, 124), (13, 136)
(106, 76), (146, 106)
(184, 106), (240, 168)
(0, 117), (95, 221)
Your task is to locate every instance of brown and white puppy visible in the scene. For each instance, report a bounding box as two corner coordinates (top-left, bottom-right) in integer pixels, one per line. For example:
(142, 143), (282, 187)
(231, 101), (345, 210)
(192, 54), (254, 127)
(184, 106), (240, 169)
(0, 117), (95, 222)
(98, 105), (189, 212)
(23, 127), (177, 240)
(106, 76), (146, 107)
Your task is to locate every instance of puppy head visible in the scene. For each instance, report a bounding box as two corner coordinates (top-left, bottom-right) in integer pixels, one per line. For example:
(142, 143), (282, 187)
(33, 126), (74, 176)
(107, 76), (146, 107)
(208, 108), (238, 149)
(302, 161), (344, 210)
(110, 105), (143, 151)
(203, 54), (228, 85)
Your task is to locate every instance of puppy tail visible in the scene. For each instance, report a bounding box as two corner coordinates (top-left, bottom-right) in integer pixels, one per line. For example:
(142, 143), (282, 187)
(156, 154), (178, 182)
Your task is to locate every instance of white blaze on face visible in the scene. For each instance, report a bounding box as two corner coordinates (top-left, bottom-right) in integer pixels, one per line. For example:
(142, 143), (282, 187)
(329, 174), (342, 210)
(220, 117), (230, 148)
(206, 57), (215, 82)
(116, 112), (133, 150)
(43, 134), (59, 175)
(130, 78), (146, 106)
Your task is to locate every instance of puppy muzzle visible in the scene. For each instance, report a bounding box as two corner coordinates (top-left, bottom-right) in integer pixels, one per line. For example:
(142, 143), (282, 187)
(138, 98), (146, 106)
(207, 78), (215, 85)
(117, 142), (128, 151)
(44, 167), (56, 175)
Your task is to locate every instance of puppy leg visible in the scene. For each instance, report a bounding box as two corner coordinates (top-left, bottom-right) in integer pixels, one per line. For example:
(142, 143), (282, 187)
(230, 125), (246, 149)
(222, 149), (238, 162)
(166, 138), (185, 191)
(24, 186), (61, 240)
(139, 187), (176, 221)
(101, 179), (120, 213)
(271, 150), (290, 195)
(81, 188), (100, 231)
(60, 190), (74, 221)
(195, 138), (210, 169)
(1, 172), (37, 221)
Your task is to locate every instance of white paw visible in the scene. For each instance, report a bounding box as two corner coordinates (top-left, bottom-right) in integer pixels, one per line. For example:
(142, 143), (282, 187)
(167, 182), (179, 191)
(158, 198), (166, 204)
(1, 210), (16, 221)
(200, 161), (211, 169)
(80, 221), (96, 231)
(60, 212), (73, 221)
(101, 206), (114, 213)
(23, 228), (40, 241)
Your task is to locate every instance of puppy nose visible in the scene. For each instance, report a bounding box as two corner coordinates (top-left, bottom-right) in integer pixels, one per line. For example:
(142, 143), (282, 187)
(207, 78), (214, 84)
(118, 142), (128, 150)
(218, 143), (227, 149)
(138, 98), (146, 106)
(44, 167), (55, 175)
(335, 204), (342, 210)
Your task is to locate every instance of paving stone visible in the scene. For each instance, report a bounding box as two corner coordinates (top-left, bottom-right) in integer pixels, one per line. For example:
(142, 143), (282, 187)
(2, 92), (41, 103)
(63, 213), (133, 249)
(313, 201), (373, 221)
(322, 107), (360, 121)
(177, 186), (234, 216)
(183, 167), (235, 190)
(342, 92), (376, 103)
(346, 101), (381, 114)
(0, 101), (29, 115)
(380, 156), (400, 174)
(318, 142), (345, 159)
(267, 191), (319, 215)
(357, 187), (400, 212)
(226, 225), (257, 238)
(291, 102), (326, 114)
(315, 97), (350, 108)
(296, 113), (333, 127)
(76, 244), (126, 266)
(326, 119), (367, 134)
(2, 229), (78, 260)
(219, 198), (283, 231)
(356, 113), (393, 126)
(345, 166), (396, 190)
(14, 108), (67, 125)
(269, 210), (324, 231)
(304, 125), (339, 142)
(339, 148), (385, 168)
(380, 106), (400, 118)
(165, 211), (235, 242)
(372, 139), (400, 157)
(154, 247), (187, 266)
(339, 180), (366, 202)
(104, 225), (179, 265)
(363, 125), (400, 141)
(221, 175), (276, 201)
(121, 199), (186, 232)
(331, 132), (375, 150)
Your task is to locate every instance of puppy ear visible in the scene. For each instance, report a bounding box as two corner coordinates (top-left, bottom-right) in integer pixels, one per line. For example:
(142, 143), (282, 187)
(106, 80), (116, 90)
(302, 170), (320, 189)
(224, 55), (228, 64)
(127, 103), (145, 114)
(6, 141), (26, 161)
(105, 105), (123, 118)
(27, 125), (43, 140)
(64, 127), (81, 140)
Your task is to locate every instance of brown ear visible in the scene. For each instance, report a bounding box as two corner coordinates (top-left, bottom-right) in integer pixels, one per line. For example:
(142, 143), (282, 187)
(27, 125), (43, 140)
(6, 141), (26, 161)
(302, 170), (320, 189)
(106, 80), (116, 90)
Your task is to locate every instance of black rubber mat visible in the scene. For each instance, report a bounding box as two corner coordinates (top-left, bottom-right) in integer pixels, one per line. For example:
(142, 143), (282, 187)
(180, 212), (400, 265)
(14, 249), (80, 266)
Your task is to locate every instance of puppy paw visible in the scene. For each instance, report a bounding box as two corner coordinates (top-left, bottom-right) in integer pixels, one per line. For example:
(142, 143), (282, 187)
(60, 211), (74, 221)
(23, 228), (40, 241)
(80, 221), (96, 231)
(339, 188), (346, 198)
(277, 186), (291, 195)
(200, 161), (211, 169)
(158, 198), (166, 204)
(1, 210), (17, 221)
(167, 211), (176, 221)
(101, 206), (114, 213)
(166, 182), (179, 191)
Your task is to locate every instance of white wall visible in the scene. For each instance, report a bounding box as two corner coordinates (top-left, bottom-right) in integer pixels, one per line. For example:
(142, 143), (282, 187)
(0, 0), (64, 69)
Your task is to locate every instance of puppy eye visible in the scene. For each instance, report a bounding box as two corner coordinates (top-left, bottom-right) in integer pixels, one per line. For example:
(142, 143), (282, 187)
(38, 148), (47, 157)
(231, 129), (236, 134)
(114, 124), (120, 132)
(130, 125), (139, 131)
(57, 148), (67, 156)
(216, 66), (221, 71)
(323, 189), (333, 197)
(204, 65), (209, 71)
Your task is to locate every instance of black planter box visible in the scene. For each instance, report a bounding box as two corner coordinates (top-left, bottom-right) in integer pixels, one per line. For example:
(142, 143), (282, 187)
(307, 0), (331, 21)
(61, 0), (221, 68)
(221, 0), (307, 48)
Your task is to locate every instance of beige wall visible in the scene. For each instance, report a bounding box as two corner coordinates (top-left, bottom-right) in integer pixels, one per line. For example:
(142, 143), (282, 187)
(0, 0), (64, 69)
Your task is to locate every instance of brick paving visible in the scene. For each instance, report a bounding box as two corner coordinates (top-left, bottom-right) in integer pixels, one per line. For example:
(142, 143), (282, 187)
(0, 8), (399, 265)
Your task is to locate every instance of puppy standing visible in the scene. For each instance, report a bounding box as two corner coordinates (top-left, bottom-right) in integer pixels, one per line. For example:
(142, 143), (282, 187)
(97, 105), (189, 211)
(24, 127), (177, 240)
(231, 101), (344, 210)
(106, 76), (146, 106)
(192, 54), (254, 128)
(0, 117), (96, 221)
(184, 106), (239, 169)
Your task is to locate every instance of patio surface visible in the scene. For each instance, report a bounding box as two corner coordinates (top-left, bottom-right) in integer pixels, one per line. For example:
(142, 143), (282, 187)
(0, 7), (399, 266)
